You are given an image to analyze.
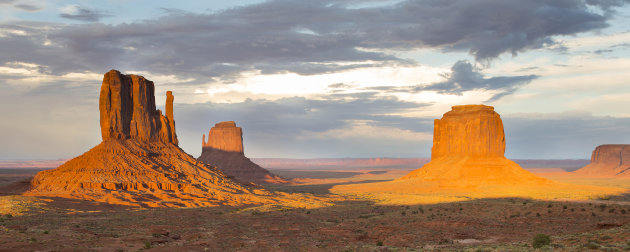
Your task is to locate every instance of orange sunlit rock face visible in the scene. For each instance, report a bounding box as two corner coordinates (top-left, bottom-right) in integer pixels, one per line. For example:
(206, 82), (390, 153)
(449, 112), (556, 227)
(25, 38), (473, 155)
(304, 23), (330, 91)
(574, 144), (630, 177)
(332, 104), (622, 203)
(432, 105), (505, 159)
(199, 121), (288, 184)
(401, 104), (547, 186)
(25, 70), (309, 207)
(99, 70), (178, 145)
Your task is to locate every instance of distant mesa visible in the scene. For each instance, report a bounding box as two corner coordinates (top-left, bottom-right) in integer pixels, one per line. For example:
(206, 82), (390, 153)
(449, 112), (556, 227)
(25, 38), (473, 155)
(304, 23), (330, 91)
(24, 70), (282, 207)
(199, 121), (288, 184)
(331, 104), (621, 203)
(574, 144), (630, 177)
(401, 105), (548, 186)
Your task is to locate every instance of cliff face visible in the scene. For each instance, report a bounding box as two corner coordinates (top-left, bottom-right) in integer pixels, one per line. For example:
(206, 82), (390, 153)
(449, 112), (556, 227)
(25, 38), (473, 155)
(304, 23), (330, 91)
(574, 144), (630, 176)
(401, 105), (547, 186)
(432, 105), (505, 159)
(202, 121), (243, 153)
(26, 70), (285, 207)
(199, 121), (288, 184)
(99, 70), (177, 145)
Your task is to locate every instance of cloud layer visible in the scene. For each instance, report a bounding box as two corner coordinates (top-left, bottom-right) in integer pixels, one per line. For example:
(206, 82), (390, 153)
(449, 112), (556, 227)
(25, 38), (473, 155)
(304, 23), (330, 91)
(0, 0), (624, 80)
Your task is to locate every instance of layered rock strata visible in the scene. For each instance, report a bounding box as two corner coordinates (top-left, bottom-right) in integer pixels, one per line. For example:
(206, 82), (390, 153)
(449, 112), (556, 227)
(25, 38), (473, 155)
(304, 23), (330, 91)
(401, 105), (548, 186)
(100, 70), (178, 144)
(574, 144), (630, 177)
(25, 70), (288, 207)
(199, 121), (288, 184)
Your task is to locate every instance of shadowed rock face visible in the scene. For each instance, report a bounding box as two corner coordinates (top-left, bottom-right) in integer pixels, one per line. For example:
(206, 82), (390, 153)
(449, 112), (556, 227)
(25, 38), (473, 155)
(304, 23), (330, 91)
(574, 145), (630, 177)
(26, 70), (286, 207)
(202, 121), (243, 153)
(401, 105), (547, 186)
(99, 70), (177, 145)
(199, 121), (288, 184)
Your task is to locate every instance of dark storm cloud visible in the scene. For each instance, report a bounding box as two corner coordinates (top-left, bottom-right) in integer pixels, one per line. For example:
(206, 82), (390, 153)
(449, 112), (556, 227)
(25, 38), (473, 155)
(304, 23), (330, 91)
(366, 60), (538, 101)
(0, 0), (625, 79)
(59, 7), (110, 22)
(417, 61), (538, 101)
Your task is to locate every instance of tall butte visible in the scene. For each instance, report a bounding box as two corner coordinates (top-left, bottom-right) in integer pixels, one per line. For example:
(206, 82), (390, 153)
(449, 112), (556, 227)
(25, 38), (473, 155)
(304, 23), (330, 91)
(198, 121), (288, 184)
(574, 144), (630, 177)
(24, 70), (280, 207)
(401, 105), (548, 186)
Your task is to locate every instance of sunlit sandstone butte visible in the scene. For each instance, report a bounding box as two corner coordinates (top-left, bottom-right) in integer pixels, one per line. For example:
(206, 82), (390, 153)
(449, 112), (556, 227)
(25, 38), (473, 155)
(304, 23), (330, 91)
(25, 70), (316, 208)
(401, 105), (547, 186)
(198, 121), (288, 184)
(332, 105), (624, 204)
(574, 144), (630, 177)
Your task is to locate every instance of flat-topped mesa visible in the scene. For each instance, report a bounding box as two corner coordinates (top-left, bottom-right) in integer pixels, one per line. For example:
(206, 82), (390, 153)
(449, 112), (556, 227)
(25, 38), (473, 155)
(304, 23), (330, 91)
(432, 105), (505, 159)
(574, 144), (630, 176)
(99, 70), (178, 145)
(401, 104), (547, 186)
(199, 121), (288, 184)
(202, 121), (243, 154)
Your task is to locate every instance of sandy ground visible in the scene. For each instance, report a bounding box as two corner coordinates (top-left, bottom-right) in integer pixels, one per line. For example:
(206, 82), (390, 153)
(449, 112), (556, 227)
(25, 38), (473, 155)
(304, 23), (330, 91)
(1, 167), (630, 251)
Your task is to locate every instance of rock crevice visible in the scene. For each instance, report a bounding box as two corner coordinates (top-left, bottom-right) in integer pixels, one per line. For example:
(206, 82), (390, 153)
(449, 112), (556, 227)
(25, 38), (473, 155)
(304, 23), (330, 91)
(100, 70), (177, 145)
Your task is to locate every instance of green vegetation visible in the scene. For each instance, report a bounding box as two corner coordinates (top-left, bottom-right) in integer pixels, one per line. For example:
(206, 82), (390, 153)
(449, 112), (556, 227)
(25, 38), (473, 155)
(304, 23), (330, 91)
(532, 234), (551, 249)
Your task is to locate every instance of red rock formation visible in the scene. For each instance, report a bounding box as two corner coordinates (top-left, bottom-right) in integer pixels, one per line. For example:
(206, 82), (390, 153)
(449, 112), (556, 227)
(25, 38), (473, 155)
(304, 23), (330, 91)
(199, 121), (288, 184)
(401, 105), (548, 186)
(202, 121), (244, 153)
(574, 144), (630, 177)
(25, 70), (287, 207)
(99, 70), (177, 145)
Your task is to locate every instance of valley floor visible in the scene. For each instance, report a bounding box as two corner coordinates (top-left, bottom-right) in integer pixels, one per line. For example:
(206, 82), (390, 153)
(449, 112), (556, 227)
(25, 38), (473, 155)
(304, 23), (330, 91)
(1, 167), (630, 251)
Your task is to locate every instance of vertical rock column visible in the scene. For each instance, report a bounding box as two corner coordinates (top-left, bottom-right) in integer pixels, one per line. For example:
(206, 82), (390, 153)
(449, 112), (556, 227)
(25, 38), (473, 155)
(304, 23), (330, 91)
(166, 91), (178, 145)
(98, 69), (178, 145)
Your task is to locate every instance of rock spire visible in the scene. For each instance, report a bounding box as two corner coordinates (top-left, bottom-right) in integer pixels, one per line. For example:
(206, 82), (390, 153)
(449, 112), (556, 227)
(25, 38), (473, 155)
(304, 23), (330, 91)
(99, 70), (177, 145)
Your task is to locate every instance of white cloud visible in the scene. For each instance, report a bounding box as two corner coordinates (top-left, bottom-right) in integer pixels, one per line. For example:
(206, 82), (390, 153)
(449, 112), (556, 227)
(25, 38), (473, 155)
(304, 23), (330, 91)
(299, 120), (432, 141)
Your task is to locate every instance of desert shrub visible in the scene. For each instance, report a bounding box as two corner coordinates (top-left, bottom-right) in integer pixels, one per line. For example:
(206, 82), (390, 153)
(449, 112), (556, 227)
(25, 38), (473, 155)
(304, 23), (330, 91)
(609, 208), (616, 213)
(144, 240), (152, 249)
(585, 241), (599, 249)
(532, 234), (551, 249)
(536, 213), (541, 217)
(306, 211), (311, 214)
(600, 235), (612, 240)
(376, 241), (383, 246)
(401, 211), (406, 216)
(563, 205), (567, 210)
(622, 209), (627, 214)
(547, 204), (552, 208)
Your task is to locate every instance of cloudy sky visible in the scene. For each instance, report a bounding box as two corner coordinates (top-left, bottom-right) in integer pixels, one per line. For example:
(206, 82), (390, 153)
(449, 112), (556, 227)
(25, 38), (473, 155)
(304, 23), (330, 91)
(1, 0), (629, 160)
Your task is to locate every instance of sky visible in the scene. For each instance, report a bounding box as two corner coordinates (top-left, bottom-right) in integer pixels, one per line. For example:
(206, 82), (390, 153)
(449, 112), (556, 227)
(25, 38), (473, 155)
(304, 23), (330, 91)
(1, 0), (630, 160)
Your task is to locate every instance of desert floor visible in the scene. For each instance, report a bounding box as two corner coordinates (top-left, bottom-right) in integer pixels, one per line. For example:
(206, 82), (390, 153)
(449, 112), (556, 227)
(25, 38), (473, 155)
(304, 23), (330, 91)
(2, 167), (630, 251)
